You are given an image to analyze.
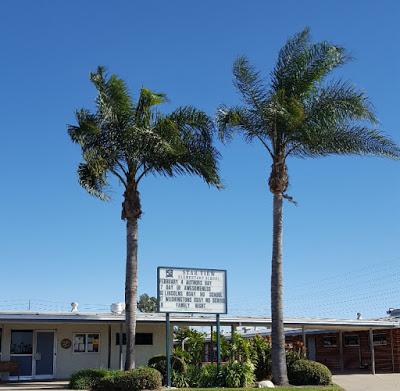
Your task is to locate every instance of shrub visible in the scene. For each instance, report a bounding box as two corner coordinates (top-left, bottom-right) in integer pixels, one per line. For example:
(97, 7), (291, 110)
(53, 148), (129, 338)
(224, 360), (255, 388)
(288, 359), (332, 386)
(172, 370), (190, 388)
(148, 354), (186, 384)
(223, 333), (254, 363)
(174, 328), (205, 366)
(250, 335), (271, 381)
(69, 368), (116, 389)
(198, 363), (224, 388)
(96, 367), (162, 391)
(185, 365), (202, 388)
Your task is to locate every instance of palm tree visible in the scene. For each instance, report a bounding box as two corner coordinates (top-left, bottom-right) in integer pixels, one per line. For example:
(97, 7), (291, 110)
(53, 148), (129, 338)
(68, 66), (221, 369)
(217, 28), (399, 385)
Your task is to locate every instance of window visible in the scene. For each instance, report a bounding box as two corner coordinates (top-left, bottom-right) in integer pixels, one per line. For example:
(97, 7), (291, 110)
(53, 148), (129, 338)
(116, 333), (153, 346)
(344, 335), (360, 347)
(322, 336), (337, 347)
(373, 333), (387, 346)
(73, 333), (100, 353)
(136, 333), (153, 345)
(10, 330), (33, 354)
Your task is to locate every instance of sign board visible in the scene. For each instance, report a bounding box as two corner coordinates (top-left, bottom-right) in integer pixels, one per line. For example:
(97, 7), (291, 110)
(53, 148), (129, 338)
(157, 267), (227, 314)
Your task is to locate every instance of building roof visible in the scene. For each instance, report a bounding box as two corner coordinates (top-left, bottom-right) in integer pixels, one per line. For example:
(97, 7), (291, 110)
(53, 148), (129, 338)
(0, 311), (398, 330)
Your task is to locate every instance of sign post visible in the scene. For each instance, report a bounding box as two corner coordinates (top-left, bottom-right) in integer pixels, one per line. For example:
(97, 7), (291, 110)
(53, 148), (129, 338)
(157, 267), (227, 387)
(165, 313), (171, 387)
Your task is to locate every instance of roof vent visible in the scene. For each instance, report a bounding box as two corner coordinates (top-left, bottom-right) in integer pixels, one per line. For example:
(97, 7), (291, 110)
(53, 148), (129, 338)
(71, 302), (79, 312)
(111, 302), (125, 314)
(387, 308), (400, 317)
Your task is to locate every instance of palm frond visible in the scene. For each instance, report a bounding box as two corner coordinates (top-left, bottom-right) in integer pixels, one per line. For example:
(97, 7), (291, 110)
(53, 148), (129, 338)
(292, 125), (400, 158)
(233, 56), (267, 108)
(272, 28), (348, 97)
(77, 162), (110, 201)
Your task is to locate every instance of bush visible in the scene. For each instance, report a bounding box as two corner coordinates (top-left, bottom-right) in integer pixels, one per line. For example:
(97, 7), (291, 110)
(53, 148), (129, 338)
(172, 370), (190, 388)
(198, 363), (224, 388)
(69, 369), (117, 389)
(250, 335), (272, 381)
(185, 365), (202, 388)
(148, 354), (186, 385)
(224, 360), (255, 388)
(96, 367), (162, 391)
(288, 359), (332, 386)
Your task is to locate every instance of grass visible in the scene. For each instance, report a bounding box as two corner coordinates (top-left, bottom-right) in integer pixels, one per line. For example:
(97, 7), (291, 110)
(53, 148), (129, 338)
(179, 386), (343, 391)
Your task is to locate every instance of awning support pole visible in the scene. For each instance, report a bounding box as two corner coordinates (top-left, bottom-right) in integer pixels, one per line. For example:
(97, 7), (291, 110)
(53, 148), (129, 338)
(107, 324), (112, 369)
(302, 326), (306, 357)
(369, 328), (376, 375)
(230, 324), (235, 360)
(119, 322), (123, 370)
(339, 330), (344, 372)
(216, 314), (221, 372)
(391, 329), (395, 373)
(210, 325), (214, 363)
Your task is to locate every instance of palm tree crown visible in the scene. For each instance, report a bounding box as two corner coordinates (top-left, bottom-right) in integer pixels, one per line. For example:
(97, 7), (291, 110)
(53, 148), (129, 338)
(69, 66), (221, 208)
(218, 28), (399, 195)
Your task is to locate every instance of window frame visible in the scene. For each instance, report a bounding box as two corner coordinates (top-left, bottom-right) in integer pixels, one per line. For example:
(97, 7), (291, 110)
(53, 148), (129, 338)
(373, 333), (388, 346)
(322, 335), (337, 348)
(115, 332), (153, 346)
(73, 332), (101, 353)
(344, 334), (360, 347)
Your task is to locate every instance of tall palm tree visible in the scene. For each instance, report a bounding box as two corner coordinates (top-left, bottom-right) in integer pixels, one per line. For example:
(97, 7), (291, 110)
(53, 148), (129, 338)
(217, 29), (399, 385)
(68, 66), (220, 369)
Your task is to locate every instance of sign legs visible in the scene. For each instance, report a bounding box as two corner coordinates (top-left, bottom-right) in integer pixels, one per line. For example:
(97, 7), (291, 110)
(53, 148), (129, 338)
(166, 313), (171, 387)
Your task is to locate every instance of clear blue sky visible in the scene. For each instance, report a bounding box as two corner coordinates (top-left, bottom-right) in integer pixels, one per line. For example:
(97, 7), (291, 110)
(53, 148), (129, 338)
(1, 0), (399, 318)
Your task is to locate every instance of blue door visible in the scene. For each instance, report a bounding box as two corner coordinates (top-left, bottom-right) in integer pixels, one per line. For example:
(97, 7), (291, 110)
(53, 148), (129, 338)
(35, 332), (55, 377)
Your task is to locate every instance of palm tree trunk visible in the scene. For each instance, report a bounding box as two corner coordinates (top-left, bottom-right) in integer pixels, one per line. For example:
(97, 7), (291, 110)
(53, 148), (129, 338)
(271, 193), (288, 385)
(125, 216), (138, 370)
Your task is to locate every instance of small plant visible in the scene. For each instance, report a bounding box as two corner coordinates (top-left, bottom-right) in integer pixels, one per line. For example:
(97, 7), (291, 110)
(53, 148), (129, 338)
(288, 359), (332, 386)
(224, 360), (255, 388)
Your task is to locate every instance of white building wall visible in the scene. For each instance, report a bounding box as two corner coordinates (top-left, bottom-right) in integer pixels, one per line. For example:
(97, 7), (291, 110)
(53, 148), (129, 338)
(0, 321), (166, 379)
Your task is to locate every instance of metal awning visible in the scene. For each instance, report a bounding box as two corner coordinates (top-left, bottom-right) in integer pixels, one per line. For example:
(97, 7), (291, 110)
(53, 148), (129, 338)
(0, 311), (398, 330)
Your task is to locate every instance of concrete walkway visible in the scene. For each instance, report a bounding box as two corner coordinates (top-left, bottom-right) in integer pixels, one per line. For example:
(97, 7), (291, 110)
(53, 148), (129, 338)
(0, 382), (68, 390)
(333, 373), (400, 391)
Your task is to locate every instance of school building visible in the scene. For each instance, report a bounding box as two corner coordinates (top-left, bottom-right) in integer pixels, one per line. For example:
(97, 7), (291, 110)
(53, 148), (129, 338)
(1, 307), (400, 380)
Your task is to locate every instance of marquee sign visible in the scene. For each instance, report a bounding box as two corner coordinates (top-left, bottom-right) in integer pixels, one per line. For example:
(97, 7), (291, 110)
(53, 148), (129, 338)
(157, 266), (227, 314)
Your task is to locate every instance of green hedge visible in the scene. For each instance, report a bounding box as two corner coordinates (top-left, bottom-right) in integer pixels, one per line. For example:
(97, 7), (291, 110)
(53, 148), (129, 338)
(69, 368), (119, 389)
(288, 359), (332, 386)
(96, 367), (162, 391)
(69, 367), (162, 391)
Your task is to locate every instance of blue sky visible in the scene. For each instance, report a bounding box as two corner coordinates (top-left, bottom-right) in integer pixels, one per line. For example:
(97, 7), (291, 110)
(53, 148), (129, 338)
(1, 0), (399, 318)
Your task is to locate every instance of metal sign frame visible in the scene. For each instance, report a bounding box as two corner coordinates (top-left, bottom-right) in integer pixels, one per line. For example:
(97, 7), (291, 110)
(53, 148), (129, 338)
(157, 266), (228, 314)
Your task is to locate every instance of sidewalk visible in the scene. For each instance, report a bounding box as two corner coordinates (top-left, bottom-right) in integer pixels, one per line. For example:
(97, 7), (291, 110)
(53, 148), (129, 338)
(333, 373), (400, 391)
(0, 381), (68, 390)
